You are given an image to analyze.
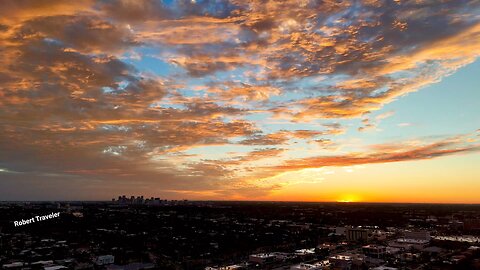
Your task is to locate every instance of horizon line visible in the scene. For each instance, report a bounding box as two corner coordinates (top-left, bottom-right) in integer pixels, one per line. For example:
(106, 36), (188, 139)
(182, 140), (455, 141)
(1, 199), (480, 206)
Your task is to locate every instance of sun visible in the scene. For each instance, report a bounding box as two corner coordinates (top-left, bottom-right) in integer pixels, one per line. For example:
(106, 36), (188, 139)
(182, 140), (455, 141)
(336, 194), (360, 203)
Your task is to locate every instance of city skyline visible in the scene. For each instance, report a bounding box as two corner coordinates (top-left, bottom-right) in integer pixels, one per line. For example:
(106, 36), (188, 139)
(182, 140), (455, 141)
(0, 0), (479, 203)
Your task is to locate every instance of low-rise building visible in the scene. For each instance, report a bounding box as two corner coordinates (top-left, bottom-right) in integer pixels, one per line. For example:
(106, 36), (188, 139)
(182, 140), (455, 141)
(371, 267), (398, 270)
(2, 262), (24, 270)
(44, 266), (68, 270)
(95, 255), (115, 266)
(362, 245), (386, 259)
(389, 238), (429, 250)
(290, 261), (328, 270)
(403, 230), (430, 241)
(329, 255), (357, 270)
(248, 253), (277, 265)
(205, 264), (246, 270)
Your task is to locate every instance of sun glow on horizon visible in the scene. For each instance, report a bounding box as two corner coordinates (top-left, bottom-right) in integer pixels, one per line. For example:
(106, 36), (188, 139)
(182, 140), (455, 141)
(336, 194), (361, 203)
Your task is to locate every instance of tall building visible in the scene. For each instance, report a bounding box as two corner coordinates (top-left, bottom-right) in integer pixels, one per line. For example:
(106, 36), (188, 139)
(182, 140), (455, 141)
(346, 227), (370, 242)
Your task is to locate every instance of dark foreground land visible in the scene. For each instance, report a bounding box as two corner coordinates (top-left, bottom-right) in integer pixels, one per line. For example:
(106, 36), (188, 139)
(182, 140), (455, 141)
(1, 201), (480, 270)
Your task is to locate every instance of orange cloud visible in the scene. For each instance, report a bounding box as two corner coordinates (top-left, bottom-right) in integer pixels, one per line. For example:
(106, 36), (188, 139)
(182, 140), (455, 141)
(273, 136), (480, 172)
(0, 0), (479, 200)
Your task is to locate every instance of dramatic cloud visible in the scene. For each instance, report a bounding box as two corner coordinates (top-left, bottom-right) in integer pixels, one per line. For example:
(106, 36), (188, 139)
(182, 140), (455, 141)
(273, 136), (480, 172)
(0, 0), (479, 200)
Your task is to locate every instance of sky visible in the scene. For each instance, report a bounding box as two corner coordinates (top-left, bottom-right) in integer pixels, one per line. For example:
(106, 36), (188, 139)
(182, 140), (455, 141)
(0, 0), (479, 203)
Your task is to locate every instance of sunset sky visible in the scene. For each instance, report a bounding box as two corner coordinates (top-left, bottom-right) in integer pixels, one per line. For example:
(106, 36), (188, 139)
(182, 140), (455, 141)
(0, 0), (479, 202)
